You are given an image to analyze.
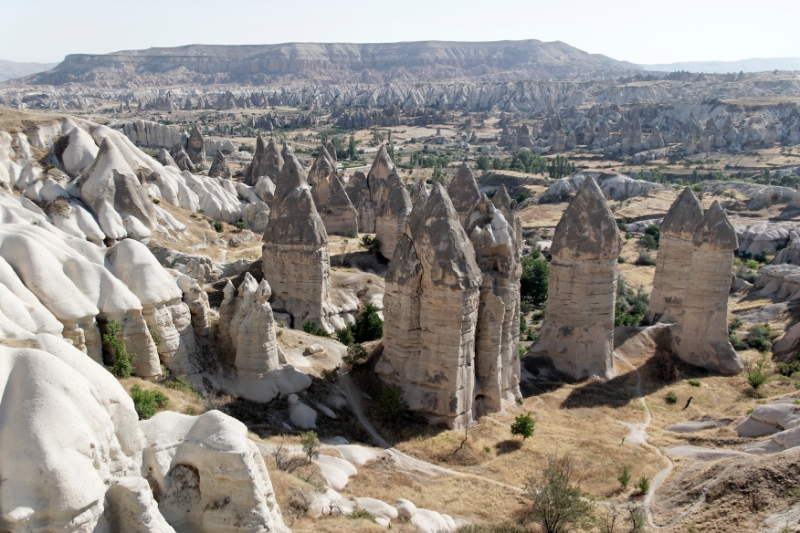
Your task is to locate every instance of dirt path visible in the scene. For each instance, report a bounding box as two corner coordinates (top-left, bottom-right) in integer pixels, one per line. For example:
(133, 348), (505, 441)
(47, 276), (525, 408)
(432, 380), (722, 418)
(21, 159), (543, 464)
(337, 373), (524, 493)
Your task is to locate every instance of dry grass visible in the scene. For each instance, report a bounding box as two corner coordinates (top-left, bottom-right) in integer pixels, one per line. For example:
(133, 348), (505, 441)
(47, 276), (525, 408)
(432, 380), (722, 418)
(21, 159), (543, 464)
(118, 376), (207, 417)
(0, 105), (62, 133)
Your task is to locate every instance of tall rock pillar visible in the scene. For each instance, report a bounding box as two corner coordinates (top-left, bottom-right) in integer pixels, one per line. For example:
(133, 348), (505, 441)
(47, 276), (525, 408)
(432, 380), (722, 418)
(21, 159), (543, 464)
(528, 177), (622, 380)
(646, 188), (704, 324)
(672, 201), (743, 375)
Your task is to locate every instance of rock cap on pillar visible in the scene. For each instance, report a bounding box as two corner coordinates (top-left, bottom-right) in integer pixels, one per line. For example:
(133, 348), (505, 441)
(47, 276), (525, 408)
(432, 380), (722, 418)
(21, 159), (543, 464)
(661, 187), (704, 239)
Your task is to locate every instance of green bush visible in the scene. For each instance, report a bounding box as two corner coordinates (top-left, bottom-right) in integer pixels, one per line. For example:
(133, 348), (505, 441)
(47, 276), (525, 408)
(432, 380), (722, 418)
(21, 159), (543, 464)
(103, 319), (132, 377)
(747, 324), (773, 352)
(665, 391), (678, 404)
(640, 233), (659, 251)
(635, 252), (656, 266)
(617, 256), (627, 264)
(618, 466), (631, 489)
(776, 358), (800, 377)
(130, 385), (169, 420)
(746, 355), (771, 390)
(301, 430), (321, 462)
(688, 379), (702, 387)
(302, 321), (330, 338)
(165, 376), (198, 395)
(644, 224), (660, 244)
(737, 269), (758, 284)
(746, 259), (759, 270)
(637, 475), (650, 494)
(521, 256), (549, 307)
(360, 235), (380, 255)
(352, 303), (383, 342)
(511, 413), (535, 440)
(525, 453), (594, 533)
(728, 317), (743, 333)
(730, 332), (749, 351)
(342, 343), (368, 369)
(234, 220), (247, 231)
(379, 385), (408, 424)
(343, 230), (358, 239)
(335, 326), (356, 346)
(615, 278), (649, 327)
(212, 220), (224, 233)
(691, 184), (703, 192)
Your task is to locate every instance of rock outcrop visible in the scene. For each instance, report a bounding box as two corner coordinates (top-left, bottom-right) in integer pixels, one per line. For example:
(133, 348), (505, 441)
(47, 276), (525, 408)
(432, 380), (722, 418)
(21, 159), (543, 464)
(262, 153), (338, 332)
(375, 173), (412, 259)
(646, 187), (704, 324)
(345, 170), (376, 233)
(672, 201), (743, 374)
(244, 135), (283, 186)
(186, 124), (206, 164)
(308, 145), (359, 235)
(467, 194), (522, 413)
(377, 184), (482, 428)
(447, 163), (481, 228)
(528, 176), (622, 380)
(208, 150), (231, 179)
(171, 143), (195, 173)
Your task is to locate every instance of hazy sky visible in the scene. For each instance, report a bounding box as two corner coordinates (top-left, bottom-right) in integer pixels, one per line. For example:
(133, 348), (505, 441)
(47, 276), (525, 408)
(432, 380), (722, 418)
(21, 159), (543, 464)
(2, 0), (798, 65)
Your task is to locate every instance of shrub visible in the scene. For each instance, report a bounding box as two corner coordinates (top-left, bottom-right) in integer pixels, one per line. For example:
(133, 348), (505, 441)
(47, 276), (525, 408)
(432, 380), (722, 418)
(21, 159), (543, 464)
(737, 269), (758, 284)
(352, 303), (383, 342)
(343, 230), (358, 239)
(525, 452), (594, 533)
(302, 320), (330, 338)
(665, 391), (678, 404)
(636, 475), (650, 494)
(164, 375), (198, 395)
(130, 385), (169, 420)
(746, 259), (759, 270)
(521, 256), (550, 307)
(212, 220), (224, 233)
(635, 252), (656, 266)
(746, 355), (771, 390)
(103, 319), (132, 377)
(644, 224), (660, 244)
(688, 379), (702, 387)
(378, 385), (408, 424)
(360, 235), (380, 255)
(234, 220), (248, 231)
(728, 317), (743, 333)
(776, 358), (800, 377)
(615, 278), (649, 327)
(618, 466), (631, 489)
(691, 184), (703, 192)
(640, 233), (659, 251)
(342, 343), (368, 369)
(617, 256), (627, 264)
(511, 413), (535, 440)
(335, 326), (356, 346)
(730, 333), (749, 351)
(747, 324), (773, 352)
(301, 430), (321, 462)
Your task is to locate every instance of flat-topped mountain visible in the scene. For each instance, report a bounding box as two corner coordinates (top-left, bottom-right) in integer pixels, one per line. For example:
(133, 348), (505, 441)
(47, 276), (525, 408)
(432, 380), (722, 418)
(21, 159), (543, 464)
(17, 40), (640, 87)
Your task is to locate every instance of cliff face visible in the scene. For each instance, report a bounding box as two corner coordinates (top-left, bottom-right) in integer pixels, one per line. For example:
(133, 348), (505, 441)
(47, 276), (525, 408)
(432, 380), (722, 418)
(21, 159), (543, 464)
(21, 40), (639, 86)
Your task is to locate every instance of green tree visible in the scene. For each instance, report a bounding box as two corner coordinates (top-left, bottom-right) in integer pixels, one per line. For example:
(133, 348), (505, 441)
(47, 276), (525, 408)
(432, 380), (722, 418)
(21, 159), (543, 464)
(511, 413), (535, 439)
(129, 385), (168, 420)
(618, 466), (631, 489)
(692, 168), (699, 184)
(430, 166), (445, 186)
(526, 453), (594, 533)
(521, 256), (550, 306)
(301, 431), (321, 462)
(476, 155), (491, 171)
(103, 319), (132, 377)
(379, 385), (408, 424)
(352, 302), (383, 343)
(348, 135), (357, 160)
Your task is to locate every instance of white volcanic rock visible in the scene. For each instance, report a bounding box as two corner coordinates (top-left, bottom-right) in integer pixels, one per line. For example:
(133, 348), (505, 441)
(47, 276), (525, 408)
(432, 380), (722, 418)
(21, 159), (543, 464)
(106, 238), (198, 375)
(61, 122), (100, 175)
(140, 410), (290, 533)
(288, 393), (318, 429)
(529, 176), (622, 380)
(541, 172), (657, 203)
(672, 201), (743, 375)
(755, 264), (800, 300)
(82, 137), (158, 240)
(646, 187), (704, 324)
(233, 279), (281, 376)
(447, 163), (481, 228)
(0, 334), (174, 533)
(308, 145), (359, 236)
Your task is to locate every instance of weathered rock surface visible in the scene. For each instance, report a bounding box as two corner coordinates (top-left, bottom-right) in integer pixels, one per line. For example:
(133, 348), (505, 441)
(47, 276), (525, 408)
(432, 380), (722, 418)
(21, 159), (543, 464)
(186, 124), (206, 164)
(528, 176), (622, 380)
(345, 170), (376, 233)
(467, 194), (522, 413)
(447, 163), (481, 228)
(262, 153), (338, 332)
(375, 172), (412, 259)
(140, 410), (290, 533)
(540, 172), (657, 203)
(377, 184), (482, 428)
(646, 187), (704, 324)
(308, 145), (358, 235)
(672, 201), (743, 374)
(208, 150), (231, 179)
(244, 135), (283, 186)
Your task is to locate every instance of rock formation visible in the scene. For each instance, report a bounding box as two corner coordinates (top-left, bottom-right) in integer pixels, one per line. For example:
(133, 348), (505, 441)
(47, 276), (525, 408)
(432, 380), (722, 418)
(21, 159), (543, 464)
(646, 187), (704, 324)
(671, 201), (743, 374)
(208, 150), (231, 179)
(345, 170), (376, 232)
(375, 172), (412, 259)
(262, 153), (337, 332)
(230, 277), (281, 376)
(528, 176), (622, 380)
(171, 143), (195, 172)
(308, 145), (359, 235)
(377, 184), (482, 428)
(156, 147), (178, 168)
(467, 194), (522, 413)
(244, 135), (283, 186)
(186, 124), (206, 164)
(412, 179), (429, 205)
(447, 163), (481, 228)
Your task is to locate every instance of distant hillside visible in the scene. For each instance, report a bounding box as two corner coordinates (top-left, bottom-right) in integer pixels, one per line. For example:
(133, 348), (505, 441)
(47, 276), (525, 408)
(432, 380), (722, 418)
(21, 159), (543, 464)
(0, 60), (59, 82)
(641, 57), (800, 74)
(14, 40), (640, 87)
